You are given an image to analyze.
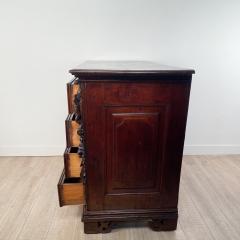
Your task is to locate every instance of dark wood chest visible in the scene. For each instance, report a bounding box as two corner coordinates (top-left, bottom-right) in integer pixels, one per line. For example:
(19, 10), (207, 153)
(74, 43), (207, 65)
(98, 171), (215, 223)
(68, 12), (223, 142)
(57, 61), (194, 233)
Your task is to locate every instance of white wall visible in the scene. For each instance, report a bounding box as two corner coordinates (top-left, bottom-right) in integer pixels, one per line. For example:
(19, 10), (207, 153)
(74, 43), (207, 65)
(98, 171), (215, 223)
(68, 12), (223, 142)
(0, 0), (240, 156)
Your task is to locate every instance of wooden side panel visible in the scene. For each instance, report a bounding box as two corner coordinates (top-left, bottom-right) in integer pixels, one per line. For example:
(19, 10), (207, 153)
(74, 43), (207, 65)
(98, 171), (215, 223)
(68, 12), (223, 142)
(84, 81), (191, 211)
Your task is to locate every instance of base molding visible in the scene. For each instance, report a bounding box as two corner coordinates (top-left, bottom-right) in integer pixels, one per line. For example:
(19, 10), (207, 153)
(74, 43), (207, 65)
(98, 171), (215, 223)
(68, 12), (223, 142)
(82, 205), (178, 233)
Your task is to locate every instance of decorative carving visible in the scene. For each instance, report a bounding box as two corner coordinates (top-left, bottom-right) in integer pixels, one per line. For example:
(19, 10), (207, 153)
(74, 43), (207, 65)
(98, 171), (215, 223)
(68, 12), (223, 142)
(75, 114), (81, 124)
(148, 218), (177, 231)
(74, 91), (81, 114)
(77, 147), (85, 158)
(77, 124), (84, 142)
(84, 221), (113, 234)
(74, 82), (86, 185)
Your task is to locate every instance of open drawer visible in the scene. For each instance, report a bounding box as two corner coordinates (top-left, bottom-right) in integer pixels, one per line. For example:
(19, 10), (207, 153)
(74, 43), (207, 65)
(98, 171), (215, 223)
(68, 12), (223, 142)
(67, 78), (80, 113)
(64, 147), (83, 178)
(65, 113), (81, 147)
(58, 169), (84, 207)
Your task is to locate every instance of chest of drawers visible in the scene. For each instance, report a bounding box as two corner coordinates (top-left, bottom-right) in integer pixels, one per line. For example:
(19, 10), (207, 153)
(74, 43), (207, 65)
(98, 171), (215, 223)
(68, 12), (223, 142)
(57, 61), (194, 233)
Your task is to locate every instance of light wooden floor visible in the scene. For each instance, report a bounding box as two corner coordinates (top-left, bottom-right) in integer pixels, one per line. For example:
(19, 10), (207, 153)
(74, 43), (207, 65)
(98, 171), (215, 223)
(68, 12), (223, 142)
(0, 155), (240, 240)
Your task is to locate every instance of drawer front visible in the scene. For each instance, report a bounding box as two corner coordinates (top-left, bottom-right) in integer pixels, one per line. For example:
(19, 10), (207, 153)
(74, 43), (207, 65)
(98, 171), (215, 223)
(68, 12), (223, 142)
(64, 147), (83, 178)
(58, 170), (84, 207)
(67, 78), (80, 113)
(65, 113), (81, 147)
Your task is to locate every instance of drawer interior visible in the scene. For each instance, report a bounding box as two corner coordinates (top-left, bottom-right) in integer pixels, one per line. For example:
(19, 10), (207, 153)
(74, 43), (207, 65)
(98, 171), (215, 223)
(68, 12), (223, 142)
(67, 78), (80, 113)
(64, 147), (82, 178)
(58, 170), (84, 207)
(65, 114), (81, 147)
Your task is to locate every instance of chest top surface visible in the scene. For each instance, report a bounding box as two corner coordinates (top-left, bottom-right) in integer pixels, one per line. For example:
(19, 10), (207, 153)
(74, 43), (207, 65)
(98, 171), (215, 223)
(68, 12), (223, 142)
(69, 61), (195, 81)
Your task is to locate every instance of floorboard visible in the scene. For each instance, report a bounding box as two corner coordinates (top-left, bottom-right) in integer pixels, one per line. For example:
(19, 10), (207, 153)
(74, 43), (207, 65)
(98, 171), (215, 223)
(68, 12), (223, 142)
(0, 155), (239, 240)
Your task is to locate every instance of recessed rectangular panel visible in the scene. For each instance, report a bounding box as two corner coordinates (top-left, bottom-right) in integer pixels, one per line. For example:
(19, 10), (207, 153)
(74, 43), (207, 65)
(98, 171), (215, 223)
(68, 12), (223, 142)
(105, 105), (169, 195)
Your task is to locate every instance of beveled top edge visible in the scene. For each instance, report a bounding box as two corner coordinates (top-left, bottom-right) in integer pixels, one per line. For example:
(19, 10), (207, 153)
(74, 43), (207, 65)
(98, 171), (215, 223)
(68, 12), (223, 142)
(69, 60), (195, 78)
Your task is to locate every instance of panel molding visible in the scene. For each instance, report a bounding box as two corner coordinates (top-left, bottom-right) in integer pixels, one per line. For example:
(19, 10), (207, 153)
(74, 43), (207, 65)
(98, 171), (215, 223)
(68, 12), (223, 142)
(104, 105), (170, 198)
(111, 112), (160, 192)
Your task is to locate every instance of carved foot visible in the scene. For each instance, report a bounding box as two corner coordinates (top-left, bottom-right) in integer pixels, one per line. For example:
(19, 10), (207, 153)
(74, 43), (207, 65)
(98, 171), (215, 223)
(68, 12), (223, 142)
(84, 221), (112, 234)
(149, 218), (177, 231)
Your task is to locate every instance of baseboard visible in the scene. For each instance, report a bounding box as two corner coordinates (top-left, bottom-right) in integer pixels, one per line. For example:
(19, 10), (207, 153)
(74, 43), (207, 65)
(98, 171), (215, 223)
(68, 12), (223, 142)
(0, 145), (64, 156)
(184, 145), (240, 155)
(0, 145), (239, 156)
